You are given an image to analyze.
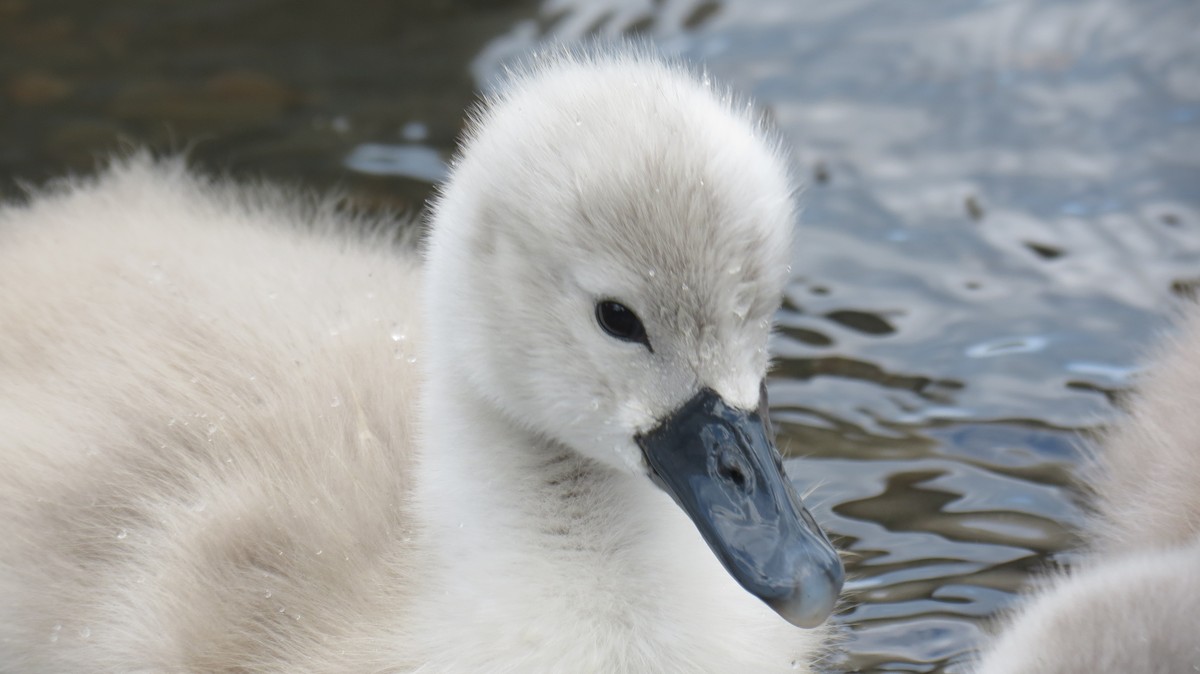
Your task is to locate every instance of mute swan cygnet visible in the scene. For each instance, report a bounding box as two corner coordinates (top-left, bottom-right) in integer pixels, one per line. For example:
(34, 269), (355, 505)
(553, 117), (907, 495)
(0, 51), (844, 672)
(975, 309), (1200, 673)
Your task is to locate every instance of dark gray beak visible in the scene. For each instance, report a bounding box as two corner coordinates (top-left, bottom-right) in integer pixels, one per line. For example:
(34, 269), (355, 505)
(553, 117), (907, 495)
(635, 387), (843, 628)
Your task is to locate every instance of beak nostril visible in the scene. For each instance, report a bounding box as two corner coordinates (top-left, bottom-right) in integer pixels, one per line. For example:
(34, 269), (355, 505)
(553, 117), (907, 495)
(718, 461), (747, 488)
(716, 448), (749, 488)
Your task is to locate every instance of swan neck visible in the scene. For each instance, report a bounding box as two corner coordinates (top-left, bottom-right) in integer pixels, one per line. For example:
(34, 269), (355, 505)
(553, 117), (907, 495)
(419, 373), (626, 517)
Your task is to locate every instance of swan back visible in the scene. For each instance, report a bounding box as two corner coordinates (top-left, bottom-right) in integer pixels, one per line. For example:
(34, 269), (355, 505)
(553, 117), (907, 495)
(1086, 308), (1200, 551)
(0, 159), (425, 671)
(975, 308), (1200, 673)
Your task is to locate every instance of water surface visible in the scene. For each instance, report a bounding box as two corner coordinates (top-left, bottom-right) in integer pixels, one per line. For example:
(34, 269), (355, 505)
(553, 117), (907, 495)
(4, 0), (1200, 671)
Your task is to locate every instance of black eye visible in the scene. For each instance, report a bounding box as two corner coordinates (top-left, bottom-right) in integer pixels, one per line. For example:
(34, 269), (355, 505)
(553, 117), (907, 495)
(595, 300), (652, 351)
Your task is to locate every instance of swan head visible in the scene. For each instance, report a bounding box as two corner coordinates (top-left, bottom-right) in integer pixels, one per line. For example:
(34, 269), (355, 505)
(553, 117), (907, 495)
(424, 49), (843, 627)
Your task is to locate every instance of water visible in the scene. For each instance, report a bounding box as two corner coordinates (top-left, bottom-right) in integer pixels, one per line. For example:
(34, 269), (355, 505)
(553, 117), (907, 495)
(4, 0), (1199, 671)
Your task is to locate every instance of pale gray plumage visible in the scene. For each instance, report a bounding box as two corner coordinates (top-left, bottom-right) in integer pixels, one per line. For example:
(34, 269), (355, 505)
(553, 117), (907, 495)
(975, 308), (1200, 673)
(0, 49), (836, 672)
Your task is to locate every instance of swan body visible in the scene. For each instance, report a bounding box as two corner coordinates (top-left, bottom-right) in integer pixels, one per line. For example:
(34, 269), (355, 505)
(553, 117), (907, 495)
(975, 309), (1200, 673)
(0, 51), (841, 672)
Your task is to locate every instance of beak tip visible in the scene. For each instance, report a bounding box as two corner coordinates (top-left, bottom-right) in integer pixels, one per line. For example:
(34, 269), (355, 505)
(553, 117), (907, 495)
(767, 568), (843, 628)
(766, 552), (845, 628)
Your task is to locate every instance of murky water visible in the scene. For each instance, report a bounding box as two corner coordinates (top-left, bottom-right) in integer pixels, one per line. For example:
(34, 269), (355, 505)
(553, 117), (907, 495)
(4, 0), (1200, 671)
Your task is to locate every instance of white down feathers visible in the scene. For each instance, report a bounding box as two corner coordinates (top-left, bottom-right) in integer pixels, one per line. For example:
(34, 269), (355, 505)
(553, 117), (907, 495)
(0, 50), (829, 673)
(975, 308), (1200, 673)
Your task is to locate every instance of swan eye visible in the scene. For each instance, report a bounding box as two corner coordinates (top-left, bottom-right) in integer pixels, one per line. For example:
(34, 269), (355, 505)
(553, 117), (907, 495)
(595, 300), (652, 351)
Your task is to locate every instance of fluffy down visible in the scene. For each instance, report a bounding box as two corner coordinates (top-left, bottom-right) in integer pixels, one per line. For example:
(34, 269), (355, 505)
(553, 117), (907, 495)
(0, 49), (833, 673)
(974, 308), (1200, 673)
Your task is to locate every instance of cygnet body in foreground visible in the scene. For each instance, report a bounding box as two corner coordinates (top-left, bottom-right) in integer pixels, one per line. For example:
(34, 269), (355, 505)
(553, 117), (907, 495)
(975, 308), (1200, 673)
(0, 51), (843, 672)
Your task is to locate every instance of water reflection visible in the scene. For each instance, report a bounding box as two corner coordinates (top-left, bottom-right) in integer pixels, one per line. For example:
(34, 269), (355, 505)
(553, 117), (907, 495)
(343, 143), (448, 182)
(964, 336), (1049, 358)
(0, 0), (541, 211)
(4, 0), (1200, 671)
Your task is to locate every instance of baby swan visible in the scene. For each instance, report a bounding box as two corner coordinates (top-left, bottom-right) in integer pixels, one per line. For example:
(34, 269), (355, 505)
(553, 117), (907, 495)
(0, 50), (843, 672)
(975, 308), (1200, 673)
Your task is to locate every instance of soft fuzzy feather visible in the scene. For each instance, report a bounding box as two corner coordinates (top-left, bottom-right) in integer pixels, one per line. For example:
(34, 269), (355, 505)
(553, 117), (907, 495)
(975, 309), (1200, 673)
(0, 50), (828, 673)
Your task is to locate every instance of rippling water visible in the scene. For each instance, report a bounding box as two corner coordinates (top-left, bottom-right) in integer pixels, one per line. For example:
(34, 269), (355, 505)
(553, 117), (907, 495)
(3, 0), (1199, 671)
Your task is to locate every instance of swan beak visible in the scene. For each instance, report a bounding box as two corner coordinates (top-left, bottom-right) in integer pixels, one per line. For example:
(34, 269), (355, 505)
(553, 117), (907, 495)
(635, 387), (844, 628)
